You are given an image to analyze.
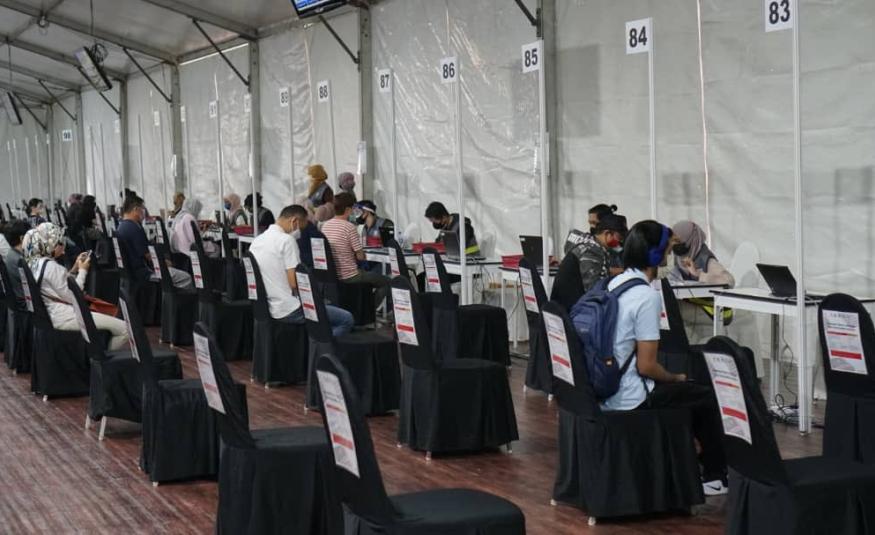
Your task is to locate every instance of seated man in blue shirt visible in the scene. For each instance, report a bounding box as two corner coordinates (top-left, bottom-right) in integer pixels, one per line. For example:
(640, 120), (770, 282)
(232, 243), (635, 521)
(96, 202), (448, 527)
(295, 216), (325, 270)
(116, 195), (193, 291)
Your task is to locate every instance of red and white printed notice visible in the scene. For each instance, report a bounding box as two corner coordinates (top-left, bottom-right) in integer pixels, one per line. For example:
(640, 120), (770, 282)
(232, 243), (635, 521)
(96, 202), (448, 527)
(392, 287), (418, 346)
(651, 280), (669, 330)
(704, 352), (752, 445)
(194, 332), (225, 414)
(297, 272), (318, 322)
(147, 246), (161, 279)
(317, 370), (360, 478)
(189, 251), (203, 289)
(519, 267), (539, 314)
(543, 311), (574, 386)
(388, 248), (401, 277)
(422, 254), (441, 293)
(242, 257), (257, 300)
(823, 310), (868, 376)
(312, 238), (328, 270)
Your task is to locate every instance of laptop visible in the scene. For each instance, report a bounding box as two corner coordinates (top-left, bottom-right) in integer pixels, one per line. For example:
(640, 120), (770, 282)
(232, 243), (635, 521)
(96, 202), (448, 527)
(519, 235), (544, 268)
(756, 264), (823, 300)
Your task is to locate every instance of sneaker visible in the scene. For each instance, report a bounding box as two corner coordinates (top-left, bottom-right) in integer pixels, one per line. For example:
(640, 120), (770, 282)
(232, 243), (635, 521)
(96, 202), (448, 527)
(702, 479), (728, 496)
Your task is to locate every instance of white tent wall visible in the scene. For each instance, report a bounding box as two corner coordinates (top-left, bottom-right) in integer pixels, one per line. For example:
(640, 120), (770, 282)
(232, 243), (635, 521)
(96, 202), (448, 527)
(371, 0), (538, 253)
(126, 67), (174, 213)
(1, 108), (48, 208)
(51, 96), (82, 204)
(259, 29), (316, 209)
(82, 87), (123, 209)
(180, 46), (250, 218)
(305, 12), (361, 196)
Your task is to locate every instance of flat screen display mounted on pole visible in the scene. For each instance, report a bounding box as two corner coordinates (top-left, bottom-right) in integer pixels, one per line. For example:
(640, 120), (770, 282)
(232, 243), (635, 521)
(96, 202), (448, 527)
(291, 0), (347, 18)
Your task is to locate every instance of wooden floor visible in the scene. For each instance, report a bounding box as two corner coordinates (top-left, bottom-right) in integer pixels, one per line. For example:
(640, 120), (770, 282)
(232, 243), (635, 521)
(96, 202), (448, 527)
(0, 329), (824, 534)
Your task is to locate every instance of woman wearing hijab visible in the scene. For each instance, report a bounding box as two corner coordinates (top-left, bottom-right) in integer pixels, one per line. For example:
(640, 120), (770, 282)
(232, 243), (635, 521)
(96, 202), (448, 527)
(338, 171), (356, 202)
(170, 192), (186, 218)
(23, 223), (128, 351)
(670, 221), (735, 287)
(224, 193), (248, 226)
(307, 164), (334, 207)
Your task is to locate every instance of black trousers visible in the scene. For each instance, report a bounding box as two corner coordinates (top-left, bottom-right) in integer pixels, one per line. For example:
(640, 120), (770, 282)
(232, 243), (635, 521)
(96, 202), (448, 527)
(638, 382), (727, 482)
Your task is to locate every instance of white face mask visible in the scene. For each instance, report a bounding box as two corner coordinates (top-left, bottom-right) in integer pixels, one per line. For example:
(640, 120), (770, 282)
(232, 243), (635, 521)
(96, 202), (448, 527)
(290, 226), (301, 239)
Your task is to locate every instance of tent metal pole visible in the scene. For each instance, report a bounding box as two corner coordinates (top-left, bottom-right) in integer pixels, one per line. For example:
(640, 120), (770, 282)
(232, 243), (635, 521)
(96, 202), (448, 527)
(327, 82), (338, 189)
(792, 0), (808, 434)
(6, 142), (15, 211)
(137, 114), (146, 196)
(87, 125), (97, 196)
(214, 74), (226, 227)
(288, 85), (296, 202)
(390, 71), (399, 235)
(157, 110), (169, 212)
(12, 139), (21, 207)
(25, 137), (33, 199)
(194, 19), (250, 88)
(648, 26), (657, 220)
(99, 123), (108, 209)
(454, 75), (468, 305)
(33, 134), (41, 198)
(537, 39), (550, 292)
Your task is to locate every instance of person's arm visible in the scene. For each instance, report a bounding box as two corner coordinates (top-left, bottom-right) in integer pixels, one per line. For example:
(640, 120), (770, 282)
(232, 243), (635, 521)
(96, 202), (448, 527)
(351, 227), (365, 262)
(633, 290), (685, 383)
(700, 258), (736, 287)
(286, 268), (298, 291)
(284, 237), (300, 291)
(575, 247), (607, 290)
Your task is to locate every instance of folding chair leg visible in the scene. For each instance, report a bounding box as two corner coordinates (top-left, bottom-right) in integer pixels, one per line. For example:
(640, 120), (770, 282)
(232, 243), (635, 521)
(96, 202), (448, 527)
(587, 517), (597, 527)
(506, 443), (513, 454)
(523, 385), (528, 394)
(152, 482), (159, 488)
(85, 414), (92, 430)
(98, 417), (107, 441)
(550, 499), (557, 507)
(425, 451), (432, 461)
(303, 405), (308, 415)
(547, 394), (554, 402)
(42, 395), (48, 403)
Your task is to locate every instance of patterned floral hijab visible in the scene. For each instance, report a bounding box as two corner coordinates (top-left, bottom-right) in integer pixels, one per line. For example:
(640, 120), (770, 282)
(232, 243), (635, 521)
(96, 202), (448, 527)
(22, 222), (63, 268)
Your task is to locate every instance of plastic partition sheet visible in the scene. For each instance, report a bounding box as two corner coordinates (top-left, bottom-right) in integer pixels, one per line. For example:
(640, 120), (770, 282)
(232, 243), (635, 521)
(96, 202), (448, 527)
(259, 30), (315, 208)
(82, 87), (123, 209)
(126, 68), (174, 212)
(0, 108), (48, 206)
(51, 96), (81, 203)
(371, 0), (538, 253)
(180, 46), (250, 218)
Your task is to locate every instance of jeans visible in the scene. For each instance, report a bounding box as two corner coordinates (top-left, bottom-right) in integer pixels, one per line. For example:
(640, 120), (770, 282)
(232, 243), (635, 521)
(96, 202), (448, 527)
(636, 382), (727, 482)
(278, 304), (354, 338)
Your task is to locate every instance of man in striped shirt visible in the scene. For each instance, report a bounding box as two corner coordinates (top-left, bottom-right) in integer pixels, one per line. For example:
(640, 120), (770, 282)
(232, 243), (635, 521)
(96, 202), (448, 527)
(321, 193), (390, 309)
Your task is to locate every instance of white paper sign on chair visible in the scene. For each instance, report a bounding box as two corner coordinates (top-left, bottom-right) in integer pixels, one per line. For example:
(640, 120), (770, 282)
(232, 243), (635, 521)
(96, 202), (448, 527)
(543, 311), (574, 386)
(822, 310), (868, 376)
(189, 251), (203, 289)
(519, 267), (539, 314)
(118, 298), (140, 362)
(147, 246), (162, 279)
(317, 370), (360, 478)
(312, 238), (328, 271)
(422, 254), (441, 293)
(392, 287), (418, 347)
(388, 248), (401, 278)
(194, 332), (225, 414)
(297, 272), (318, 322)
(18, 268), (33, 313)
(704, 352), (752, 445)
(652, 280), (670, 330)
(242, 258), (257, 301)
(112, 238), (124, 269)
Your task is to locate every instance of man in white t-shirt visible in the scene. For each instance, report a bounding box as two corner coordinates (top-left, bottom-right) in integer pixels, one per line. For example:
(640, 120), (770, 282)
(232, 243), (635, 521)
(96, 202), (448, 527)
(249, 204), (353, 337)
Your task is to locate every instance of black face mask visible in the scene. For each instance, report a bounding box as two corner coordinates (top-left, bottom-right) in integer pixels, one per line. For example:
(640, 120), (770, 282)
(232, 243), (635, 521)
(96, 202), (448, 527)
(589, 227), (597, 235)
(672, 243), (690, 257)
(357, 217), (367, 225)
(432, 221), (443, 230)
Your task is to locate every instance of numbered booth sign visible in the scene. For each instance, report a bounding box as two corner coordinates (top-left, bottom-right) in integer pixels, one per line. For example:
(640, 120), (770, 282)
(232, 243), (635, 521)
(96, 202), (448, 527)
(440, 57), (458, 84)
(317, 370), (360, 478)
(625, 18), (652, 54)
(377, 69), (392, 94)
(279, 88), (291, 108)
(765, 0), (793, 32)
(243, 257), (257, 301)
(317, 80), (331, 103)
(543, 311), (575, 386)
(521, 40), (542, 73)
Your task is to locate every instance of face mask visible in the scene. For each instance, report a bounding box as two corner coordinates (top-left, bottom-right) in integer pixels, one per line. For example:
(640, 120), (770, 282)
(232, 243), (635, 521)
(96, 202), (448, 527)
(432, 221), (443, 230)
(672, 243), (690, 257)
(606, 237), (621, 250)
(224, 202), (231, 210)
(291, 228), (301, 239)
(589, 227), (597, 235)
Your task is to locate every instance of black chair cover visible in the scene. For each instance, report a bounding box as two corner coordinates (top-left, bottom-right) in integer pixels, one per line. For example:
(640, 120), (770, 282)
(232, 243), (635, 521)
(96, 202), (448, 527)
(22, 261), (93, 398)
(120, 290), (226, 483)
(519, 258), (551, 395)
(154, 247), (197, 346)
(191, 220), (228, 293)
(322, 238), (377, 327)
(0, 260), (31, 374)
(544, 301), (704, 519)
(192, 244), (253, 361)
(550, 253), (585, 311)
(68, 279), (182, 423)
(191, 322), (341, 534)
(314, 354), (525, 534)
(299, 264), (400, 415)
(657, 278), (710, 384)
(246, 254), (308, 386)
(392, 276), (518, 454)
(817, 294), (875, 464)
(704, 335), (875, 535)
(423, 250), (510, 366)
(114, 237), (162, 325)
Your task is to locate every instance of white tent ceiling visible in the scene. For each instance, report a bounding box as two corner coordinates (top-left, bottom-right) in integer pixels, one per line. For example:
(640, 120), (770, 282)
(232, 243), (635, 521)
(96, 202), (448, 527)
(0, 0), (306, 103)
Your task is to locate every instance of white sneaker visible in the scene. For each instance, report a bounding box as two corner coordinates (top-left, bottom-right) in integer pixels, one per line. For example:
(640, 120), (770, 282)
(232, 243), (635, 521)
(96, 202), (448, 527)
(703, 479), (728, 496)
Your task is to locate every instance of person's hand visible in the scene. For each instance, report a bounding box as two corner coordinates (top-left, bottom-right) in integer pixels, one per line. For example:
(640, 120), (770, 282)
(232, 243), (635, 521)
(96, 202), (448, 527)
(77, 252), (91, 272)
(681, 258), (700, 278)
(675, 373), (688, 383)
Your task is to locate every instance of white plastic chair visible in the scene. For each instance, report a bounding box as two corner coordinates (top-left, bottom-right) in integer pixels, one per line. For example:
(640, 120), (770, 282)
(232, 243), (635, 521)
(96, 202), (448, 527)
(729, 241), (761, 289)
(479, 232), (496, 259)
(399, 222), (420, 248)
